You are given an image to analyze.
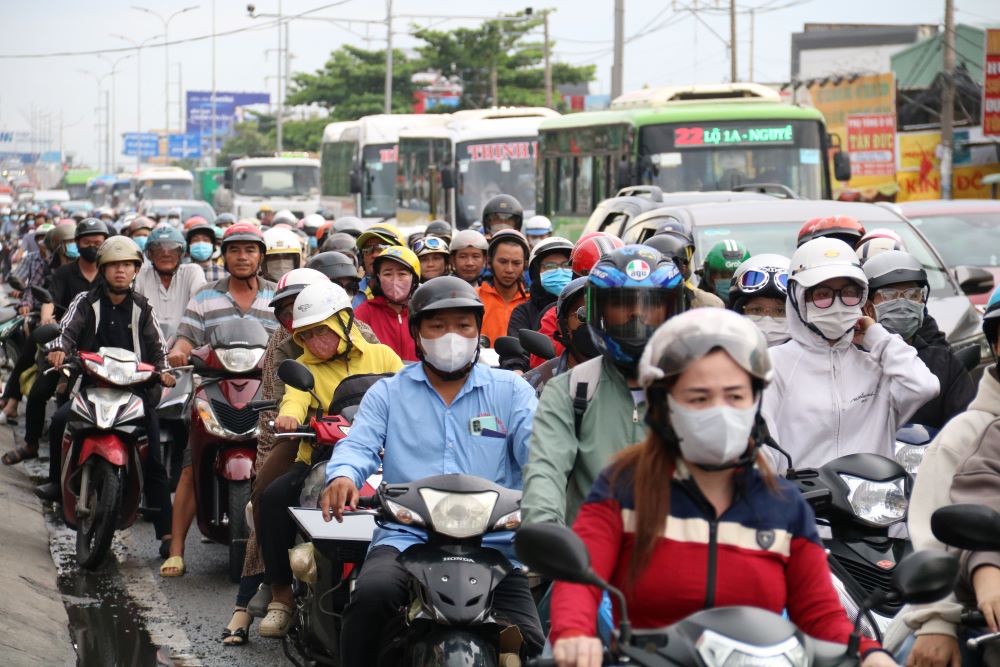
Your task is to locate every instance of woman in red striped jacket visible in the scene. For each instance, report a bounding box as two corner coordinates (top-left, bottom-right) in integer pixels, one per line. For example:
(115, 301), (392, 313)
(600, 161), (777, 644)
(549, 308), (895, 667)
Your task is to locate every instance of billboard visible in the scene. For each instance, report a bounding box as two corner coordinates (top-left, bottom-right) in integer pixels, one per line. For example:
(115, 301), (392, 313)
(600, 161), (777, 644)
(984, 28), (1000, 137)
(168, 133), (202, 159)
(123, 132), (160, 158)
(846, 114), (896, 177)
(185, 90), (271, 136)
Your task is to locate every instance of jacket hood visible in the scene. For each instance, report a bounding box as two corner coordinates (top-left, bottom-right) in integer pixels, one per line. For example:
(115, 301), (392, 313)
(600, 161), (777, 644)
(528, 277), (557, 307)
(785, 285), (855, 351)
(969, 366), (1000, 414)
(292, 311), (367, 364)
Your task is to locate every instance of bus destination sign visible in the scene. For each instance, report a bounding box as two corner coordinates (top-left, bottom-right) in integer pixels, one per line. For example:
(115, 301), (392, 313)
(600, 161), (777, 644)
(673, 124), (795, 148)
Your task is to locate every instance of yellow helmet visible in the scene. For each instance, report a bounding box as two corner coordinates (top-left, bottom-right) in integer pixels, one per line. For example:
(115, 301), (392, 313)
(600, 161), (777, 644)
(356, 223), (404, 249)
(373, 245), (420, 278)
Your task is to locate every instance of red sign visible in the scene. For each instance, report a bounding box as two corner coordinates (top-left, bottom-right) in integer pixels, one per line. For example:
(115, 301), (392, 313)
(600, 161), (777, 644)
(984, 29), (1000, 137)
(378, 146), (398, 164)
(465, 142), (537, 162)
(846, 114), (896, 177)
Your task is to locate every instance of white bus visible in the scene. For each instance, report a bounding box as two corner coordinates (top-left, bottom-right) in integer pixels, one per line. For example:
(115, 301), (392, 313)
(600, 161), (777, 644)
(135, 167), (194, 202)
(319, 114), (451, 223)
(396, 107), (559, 228)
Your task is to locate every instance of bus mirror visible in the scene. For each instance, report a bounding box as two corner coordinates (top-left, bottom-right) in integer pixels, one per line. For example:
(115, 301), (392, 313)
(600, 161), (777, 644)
(223, 168), (233, 188)
(615, 160), (633, 190)
(834, 151), (852, 182)
(441, 167), (455, 191)
(349, 168), (363, 194)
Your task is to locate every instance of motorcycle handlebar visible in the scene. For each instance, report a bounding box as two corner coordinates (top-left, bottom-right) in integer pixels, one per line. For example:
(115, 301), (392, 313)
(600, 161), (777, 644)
(962, 609), (987, 627)
(356, 495), (379, 510)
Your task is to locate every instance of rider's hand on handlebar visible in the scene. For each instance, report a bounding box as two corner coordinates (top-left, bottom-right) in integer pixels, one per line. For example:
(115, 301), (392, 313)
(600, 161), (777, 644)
(160, 373), (176, 388)
(17, 305), (29, 316)
(273, 416), (300, 433)
(321, 477), (359, 523)
(552, 636), (603, 667)
(167, 349), (188, 368)
(974, 565), (1000, 633)
(47, 350), (65, 368)
(40, 315), (56, 326)
(906, 633), (961, 667)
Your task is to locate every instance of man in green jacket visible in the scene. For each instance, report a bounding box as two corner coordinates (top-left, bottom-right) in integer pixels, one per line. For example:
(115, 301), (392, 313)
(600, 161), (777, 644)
(522, 245), (687, 525)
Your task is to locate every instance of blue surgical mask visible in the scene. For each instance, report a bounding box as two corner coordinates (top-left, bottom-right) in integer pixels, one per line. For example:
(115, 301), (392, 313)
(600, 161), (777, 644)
(714, 280), (731, 301)
(540, 268), (572, 296)
(309, 236), (318, 250)
(134, 236), (148, 252)
(189, 242), (213, 262)
(64, 242), (79, 259)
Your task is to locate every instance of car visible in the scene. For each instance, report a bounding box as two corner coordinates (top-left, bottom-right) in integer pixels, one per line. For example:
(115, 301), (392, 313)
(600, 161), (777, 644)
(894, 200), (1000, 307)
(62, 200), (95, 216)
(618, 198), (990, 359)
(138, 199), (217, 224)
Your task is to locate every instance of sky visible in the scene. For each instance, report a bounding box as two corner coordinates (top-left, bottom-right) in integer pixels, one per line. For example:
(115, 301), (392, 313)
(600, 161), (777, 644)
(1, 0), (997, 169)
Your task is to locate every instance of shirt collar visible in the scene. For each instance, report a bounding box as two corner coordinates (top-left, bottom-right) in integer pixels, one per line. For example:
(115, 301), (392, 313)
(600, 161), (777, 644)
(407, 360), (489, 396)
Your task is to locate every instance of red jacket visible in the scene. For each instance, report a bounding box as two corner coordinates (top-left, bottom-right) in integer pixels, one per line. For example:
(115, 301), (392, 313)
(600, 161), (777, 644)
(354, 297), (417, 362)
(530, 306), (564, 369)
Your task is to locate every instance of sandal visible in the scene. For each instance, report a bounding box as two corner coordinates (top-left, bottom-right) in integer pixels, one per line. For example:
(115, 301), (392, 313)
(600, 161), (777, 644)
(222, 609), (252, 646)
(2, 445), (37, 465)
(258, 601), (295, 638)
(159, 556), (185, 577)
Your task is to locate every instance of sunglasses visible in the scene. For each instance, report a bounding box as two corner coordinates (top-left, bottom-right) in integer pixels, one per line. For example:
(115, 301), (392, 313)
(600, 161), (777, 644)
(737, 268), (789, 294)
(413, 236), (448, 254)
(807, 284), (863, 309)
(361, 243), (390, 257)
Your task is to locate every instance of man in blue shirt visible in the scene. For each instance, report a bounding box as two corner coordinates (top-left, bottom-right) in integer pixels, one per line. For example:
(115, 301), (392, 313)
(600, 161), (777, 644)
(320, 276), (544, 665)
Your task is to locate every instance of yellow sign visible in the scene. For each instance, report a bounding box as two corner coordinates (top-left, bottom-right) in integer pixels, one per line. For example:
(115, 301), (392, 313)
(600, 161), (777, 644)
(896, 129), (1000, 201)
(898, 131), (940, 173)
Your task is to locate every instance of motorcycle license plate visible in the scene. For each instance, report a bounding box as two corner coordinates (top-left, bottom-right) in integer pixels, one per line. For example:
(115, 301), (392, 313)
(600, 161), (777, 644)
(288, 507), (376, 542)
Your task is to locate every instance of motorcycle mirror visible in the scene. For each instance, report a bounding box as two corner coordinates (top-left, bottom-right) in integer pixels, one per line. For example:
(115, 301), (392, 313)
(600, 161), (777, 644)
(891, 549), (959, 605)
(278, 359), (315, 392)
(515, 522), (603, 587)
(478, 335), (491, 349)
(32, 323), (61, 345)
(493, 336), (524, 362)
(7, 275), (24, 291)
(30, 285), (53, 304)
(519, 329), (556, 361)
(932, 504), (1000, 551)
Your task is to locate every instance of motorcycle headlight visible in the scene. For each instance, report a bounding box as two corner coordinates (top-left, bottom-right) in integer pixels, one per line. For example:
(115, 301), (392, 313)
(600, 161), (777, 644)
(894, 441), (928, 476)
(216, 347), (264, 373)
(839, 474), (907, 526)
(696, 629), (808, 667)
(85, 358), (153, 386)
(417, 489), (498, 539)
(195, 397), (228, 438)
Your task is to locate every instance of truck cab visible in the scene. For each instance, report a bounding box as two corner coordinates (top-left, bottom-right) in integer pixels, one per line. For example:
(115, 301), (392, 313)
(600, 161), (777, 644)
(223, 155), (321, 220)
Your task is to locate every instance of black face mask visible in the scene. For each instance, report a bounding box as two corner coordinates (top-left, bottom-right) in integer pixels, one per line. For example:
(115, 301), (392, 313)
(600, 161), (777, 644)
(569, 325), (599, 362)
(79, 246), (99, 263)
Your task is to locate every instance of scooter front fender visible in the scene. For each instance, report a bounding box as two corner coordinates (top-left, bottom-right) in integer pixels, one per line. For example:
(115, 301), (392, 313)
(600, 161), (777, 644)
(408, 628), (498, 667)
(79, 433), (129, 467)
(215, 447), (254, 481)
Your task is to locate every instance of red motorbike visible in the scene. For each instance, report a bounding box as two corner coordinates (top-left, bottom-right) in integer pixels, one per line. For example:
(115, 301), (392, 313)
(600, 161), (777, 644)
(189, 319), (269, 582)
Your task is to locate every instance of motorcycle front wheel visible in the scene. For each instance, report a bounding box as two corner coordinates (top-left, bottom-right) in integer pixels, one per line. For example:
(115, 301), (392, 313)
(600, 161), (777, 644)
(76, 458), (123, 570)
(227, 480), (252, 583)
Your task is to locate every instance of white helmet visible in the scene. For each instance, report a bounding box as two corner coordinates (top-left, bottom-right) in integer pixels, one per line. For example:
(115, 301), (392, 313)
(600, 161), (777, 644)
(788, 238), (867, 290)
(523, 215), (553, 237)
(450, 229), (489, 253)
(272, 209), (297, 226)
(292, 281), (353, 331)
(264, 226), (303, 256)
(302, 213), (325, 233)
(856, 236), (905, 264)
(270, 267), (330, 308)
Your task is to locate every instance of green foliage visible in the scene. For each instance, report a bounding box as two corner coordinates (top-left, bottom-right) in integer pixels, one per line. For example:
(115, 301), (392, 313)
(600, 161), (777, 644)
(220, 121), (273, 159)
(275, 117), (330, 153)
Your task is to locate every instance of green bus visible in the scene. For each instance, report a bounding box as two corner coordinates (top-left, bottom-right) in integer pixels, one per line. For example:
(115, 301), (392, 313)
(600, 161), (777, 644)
(60, 169), (100, 200)
(537, 83), (847, 238)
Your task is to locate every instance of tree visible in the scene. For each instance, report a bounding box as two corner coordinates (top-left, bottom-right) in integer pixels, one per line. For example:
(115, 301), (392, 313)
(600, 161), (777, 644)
(272, 117), (329, 153)
(219, 120), (273, 160)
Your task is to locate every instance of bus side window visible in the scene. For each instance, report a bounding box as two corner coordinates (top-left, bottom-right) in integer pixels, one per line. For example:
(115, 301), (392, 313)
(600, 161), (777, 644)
(575, 157), (593, 216)
(557, 157), (574, 214)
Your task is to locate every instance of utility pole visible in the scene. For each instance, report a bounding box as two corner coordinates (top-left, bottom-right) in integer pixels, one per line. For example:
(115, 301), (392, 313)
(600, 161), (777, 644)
(611, 0), (624, 99)
(490, 61), (499, 105)
(276, 0), (283, 151)
(105, 90), (111, 174)
(385, 0), (394, 113)
(940, 0), (956, 199)
(729, 0), (737, 83)
(211, 0), (217, 166)
(749, 8), (755, 81)
(543, 10), (552, 108)
(177, 63), (183, 134)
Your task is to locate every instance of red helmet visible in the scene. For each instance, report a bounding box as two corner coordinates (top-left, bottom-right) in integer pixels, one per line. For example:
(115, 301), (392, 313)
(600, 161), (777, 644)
(184, 215), (209, 231)
(571, 232), (625, 276)
(221, 221), (266, 254)
(802, 216), (866, 247)
(797, 218), (821, 246)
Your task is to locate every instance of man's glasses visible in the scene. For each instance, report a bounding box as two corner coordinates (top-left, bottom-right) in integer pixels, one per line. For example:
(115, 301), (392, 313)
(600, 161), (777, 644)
(873, 286), (926, 304)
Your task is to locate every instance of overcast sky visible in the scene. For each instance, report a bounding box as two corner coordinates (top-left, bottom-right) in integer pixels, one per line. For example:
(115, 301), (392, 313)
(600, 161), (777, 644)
(2, 0), (997, 168)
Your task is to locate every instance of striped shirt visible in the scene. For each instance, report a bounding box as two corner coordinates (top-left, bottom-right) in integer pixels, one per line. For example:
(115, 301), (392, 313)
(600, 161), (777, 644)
(198, 261), (228, 282)
(176, 276), (278, 348)
(13, 250), (50, 309)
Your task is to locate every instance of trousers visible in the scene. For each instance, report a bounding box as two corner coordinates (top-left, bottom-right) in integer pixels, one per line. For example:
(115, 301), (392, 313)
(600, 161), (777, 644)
(258, 461), (310, 586)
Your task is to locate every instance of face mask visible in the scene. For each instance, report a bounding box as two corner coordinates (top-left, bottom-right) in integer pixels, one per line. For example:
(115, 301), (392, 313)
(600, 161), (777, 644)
(875, 298), (924, 340)
(266, 256), (297, 281)
(79, 245), (99, 263)
(540, 268), (572, 297)
(714, 280), (731, 302)
(667, 394), (756, 468)
(303, 329), (342, 360)
(381, 276), (412, 304)
(134, 236), (148, 252)
(420, 332), (479, 373)
(309, 236), (318, 250)
(189, 242), (214, 262)
(747, 315), (790, 347)
(64, 242), (79, 260)
(570, 325), (599, 361)
(805, 300), (861, 341)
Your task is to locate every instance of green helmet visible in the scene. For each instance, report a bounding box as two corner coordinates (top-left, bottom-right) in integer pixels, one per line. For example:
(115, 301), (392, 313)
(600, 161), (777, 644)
(702, 239), (750, 301)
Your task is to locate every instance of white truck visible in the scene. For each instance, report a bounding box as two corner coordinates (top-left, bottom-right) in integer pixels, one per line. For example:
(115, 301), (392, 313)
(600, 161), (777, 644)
(220, 155), (321, 220)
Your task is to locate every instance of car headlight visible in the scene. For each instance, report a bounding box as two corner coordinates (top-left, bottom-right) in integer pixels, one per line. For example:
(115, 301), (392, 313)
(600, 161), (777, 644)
(894, 441), (928, 475)
(195, 397), (228, 438)
(696, 629), (807, 667)
(85, 358), (153, 386)
(417, 489), (498, 539)
(216, 347), (264, 373)
(839, 474), (907, 526)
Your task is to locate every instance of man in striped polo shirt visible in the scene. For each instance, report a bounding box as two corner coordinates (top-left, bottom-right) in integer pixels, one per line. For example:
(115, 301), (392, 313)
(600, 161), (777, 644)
(162, 222), (279, 576)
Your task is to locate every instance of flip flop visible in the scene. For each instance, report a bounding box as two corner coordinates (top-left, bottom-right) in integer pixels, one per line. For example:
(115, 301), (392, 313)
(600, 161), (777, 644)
(258, 601), (295, 638)
(159, 556), (185, 577)
(221, 609), (252, 646)
(2, 445), (37, 465)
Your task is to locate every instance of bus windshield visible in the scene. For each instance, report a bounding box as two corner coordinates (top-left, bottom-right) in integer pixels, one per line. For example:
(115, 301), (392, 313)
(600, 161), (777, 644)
(456, 138), (537, 228)
(140, 179), (194, 200)
(233, 166), (318, 198)
(361, 144), (397, 219)
(639, 120), (825, 199)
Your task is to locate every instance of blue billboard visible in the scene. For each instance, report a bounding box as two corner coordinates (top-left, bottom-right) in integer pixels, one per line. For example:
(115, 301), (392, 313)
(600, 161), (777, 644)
(185, 90), (271, 136)
(123, 132), (160, 158)
(168, 133), (202, 159)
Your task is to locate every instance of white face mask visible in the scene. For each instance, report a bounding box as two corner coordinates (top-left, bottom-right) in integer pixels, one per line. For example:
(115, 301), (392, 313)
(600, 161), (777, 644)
(668, 394), (756, 468)
(747, 315), (790, 347)
(805, 301), (861, 341)
(419, 332), (479, 373)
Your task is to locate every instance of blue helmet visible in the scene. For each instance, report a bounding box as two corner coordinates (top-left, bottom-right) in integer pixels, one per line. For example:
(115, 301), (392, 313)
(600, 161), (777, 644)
(586, 245), (686, 371)
(984, 284), (1000, 348)
(145, 224), (187, 257)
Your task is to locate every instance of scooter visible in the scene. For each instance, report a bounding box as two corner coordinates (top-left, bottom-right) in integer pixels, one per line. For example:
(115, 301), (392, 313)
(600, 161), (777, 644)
(188, 319), (269, 582)
(515, 522), (959, 667)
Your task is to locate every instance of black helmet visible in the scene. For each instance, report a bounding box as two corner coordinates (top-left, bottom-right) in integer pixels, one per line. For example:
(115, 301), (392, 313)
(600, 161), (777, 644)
(424, 219), (453, 243)
(409, 276), (484, 327)
(321, 232), (359, 257)
(556, 276), (590, 343)
(185, 220), (217, 246)
(332, 216), (364, 238)
(306, 251), (359, 282)
(481, 194), (523, 232)
(75, 218), (110, 241)
(642, 234), (690, 273)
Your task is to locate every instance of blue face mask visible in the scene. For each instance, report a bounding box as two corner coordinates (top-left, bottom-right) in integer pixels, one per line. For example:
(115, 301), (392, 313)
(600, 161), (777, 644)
(309, 236), (318, 250)
(189, 241), (214, 262)
(64, 242), (79, 260)
(714, 280), (731, 302)
(540, 268), (573, 297)
(134, 235), (148, 252)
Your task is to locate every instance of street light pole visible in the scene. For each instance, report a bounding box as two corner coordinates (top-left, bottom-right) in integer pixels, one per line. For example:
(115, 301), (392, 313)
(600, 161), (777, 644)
(385, 0), (393, 113)
(98, 53), (132, 173)
(78, 69), (111, 172)
(277, 0), (284, 151)
(111, 33), (162, 171)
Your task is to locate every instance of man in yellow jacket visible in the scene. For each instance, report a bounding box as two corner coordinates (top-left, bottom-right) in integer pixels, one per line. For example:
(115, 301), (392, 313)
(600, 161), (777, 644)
(257, 281), (403, 638)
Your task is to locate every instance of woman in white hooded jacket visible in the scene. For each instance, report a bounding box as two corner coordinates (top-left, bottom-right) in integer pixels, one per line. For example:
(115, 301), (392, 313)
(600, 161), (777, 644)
(762, 237), (939, 471)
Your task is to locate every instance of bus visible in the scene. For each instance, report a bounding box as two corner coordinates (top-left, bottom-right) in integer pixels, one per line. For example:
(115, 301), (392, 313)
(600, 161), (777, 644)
(135, 167), (195, 202)
(61, 169), (100, 200)
(319, 114), (450, 223)
(536, 83), (848, 237)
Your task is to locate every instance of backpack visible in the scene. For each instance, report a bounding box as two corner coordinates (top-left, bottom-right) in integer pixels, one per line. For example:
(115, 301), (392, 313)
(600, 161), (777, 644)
(567, 356), (603, 440)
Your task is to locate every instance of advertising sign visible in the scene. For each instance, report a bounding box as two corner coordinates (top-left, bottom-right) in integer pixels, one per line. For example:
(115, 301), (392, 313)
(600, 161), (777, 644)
(122, 132), (160, 158)
(846, 114), (896, 177)
(185, 90), (270, 136)
(984, 29), (1000, 137)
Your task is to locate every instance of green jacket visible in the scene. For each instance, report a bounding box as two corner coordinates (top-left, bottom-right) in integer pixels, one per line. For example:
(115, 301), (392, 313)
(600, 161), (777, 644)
(522, 356), (647, 525)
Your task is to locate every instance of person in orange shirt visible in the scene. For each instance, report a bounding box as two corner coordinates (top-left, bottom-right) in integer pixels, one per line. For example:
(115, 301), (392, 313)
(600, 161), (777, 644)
(477, 229), (530, 346)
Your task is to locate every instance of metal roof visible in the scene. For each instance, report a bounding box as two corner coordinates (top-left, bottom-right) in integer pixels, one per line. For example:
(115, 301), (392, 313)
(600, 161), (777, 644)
(891, 24), (985, 89)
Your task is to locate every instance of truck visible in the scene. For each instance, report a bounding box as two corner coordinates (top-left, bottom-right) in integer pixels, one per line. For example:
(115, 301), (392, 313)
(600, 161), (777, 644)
(219, 155), (321, 220)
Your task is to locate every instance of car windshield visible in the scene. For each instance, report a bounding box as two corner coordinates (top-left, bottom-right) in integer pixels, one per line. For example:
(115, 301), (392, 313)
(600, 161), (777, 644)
(906, 213), (1000, 267)
(141, 180), (194, 200)
(361, 144), (397, 219)
(693, 219), (953, 296)
(456, 137), (537, 228)
(233, 166), (319, 197)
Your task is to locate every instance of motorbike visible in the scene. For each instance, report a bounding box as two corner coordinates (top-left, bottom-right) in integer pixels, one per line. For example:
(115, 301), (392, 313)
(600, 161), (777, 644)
(893, 423), (937, 477)
(155, 324), (193, 490)
(515, 522), (959, 667)
(188, 319), (269, 582)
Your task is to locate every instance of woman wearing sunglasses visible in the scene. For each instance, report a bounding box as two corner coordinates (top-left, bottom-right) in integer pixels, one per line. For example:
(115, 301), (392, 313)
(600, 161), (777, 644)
(761, 237), (938, 472)
(728, 254), (791, 347)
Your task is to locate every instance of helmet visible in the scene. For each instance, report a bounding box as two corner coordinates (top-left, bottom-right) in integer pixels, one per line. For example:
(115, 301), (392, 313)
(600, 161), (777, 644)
(556, 276), (590, 342)
(450, 229), (489, 254)
(356, 223), (404, 249)
(409, 276), (484, 326)
(302, 213), (325, 235)
(703, 239), (751, 277)
(373, 246), (420, 279)
(730, 254), (790, 312)
(291, 281), (353, 331)
(185, 219), (217, 246)
(860, 227), (904, 245)
(272, 209), (297, 226)
(332, 216), (364, 238)
(638, 308), (772, 389)
(983, 284), (1000, 348)
(856, 236), (905, 263)
(145, 225), (187, 256)
(801, 216), (866, 246)
(322, 232), (359, 257)
(269, 267), (330, 308)
(315, 222), (335, 247)
(221, 222), (266, 254)
(126, 216), (155, 236)
(863, 250), (927, 293)
(587, 245), (686, 369)
(264, 226), (304, 255)
(258, 204), (274, 214)
(527, 236), (574, 280)
(488, 229), (530, 261)
(184, 216), (208, 231)
(215, 213), (236, 227)
(424, 220), (453, 243)
(306, 251), (360, 282)
(523, 215), (553, 237)
(481, 194), (523, 232)
(33, 222), (54, 238)
(50, 222), (77, 249)
(96, 236), (143, 268)
(655, 217), (694, 240)
(75, 218), (110, 241)
(166, 207), (183, 219)
(571, 232), (625, 276)
(788, 237), (867, 290)
(644, 234), (692, 271)
(413, 235), (450, 258)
